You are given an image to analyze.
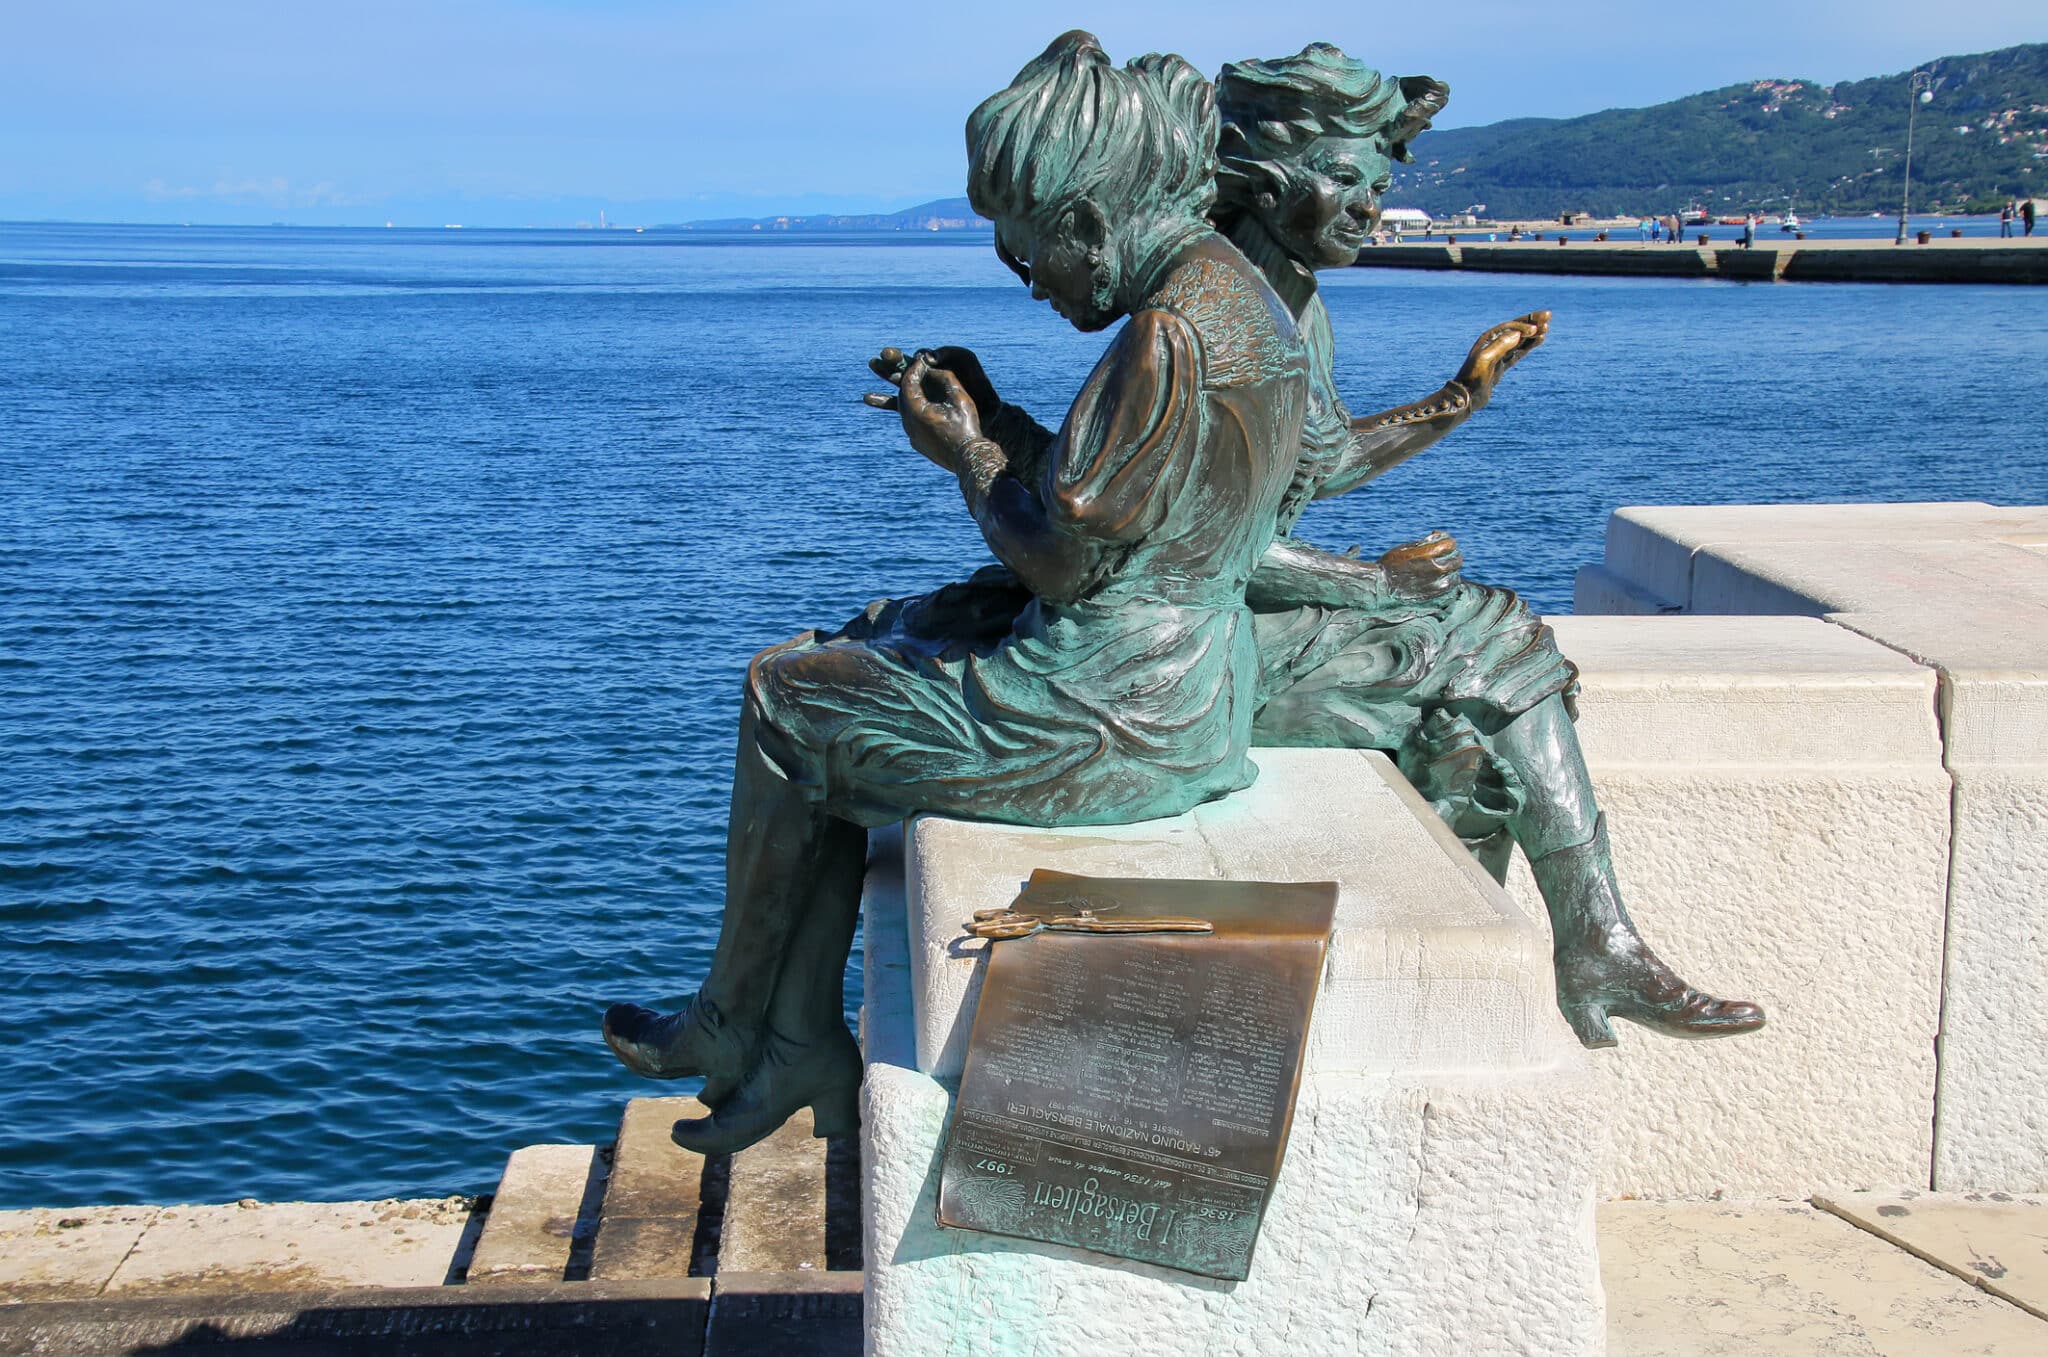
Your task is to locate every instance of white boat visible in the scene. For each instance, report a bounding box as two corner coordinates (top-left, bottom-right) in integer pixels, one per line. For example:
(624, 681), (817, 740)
(1780, 210), (1801, 232)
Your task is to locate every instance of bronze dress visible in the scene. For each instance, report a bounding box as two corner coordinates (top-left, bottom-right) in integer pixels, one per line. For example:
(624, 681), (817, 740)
(1239, 229), (1577, 834)
(745, 235), (1307, 830)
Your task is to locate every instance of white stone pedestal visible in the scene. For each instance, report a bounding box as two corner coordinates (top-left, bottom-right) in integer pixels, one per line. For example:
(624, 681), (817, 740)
(1513, 615), (1951, 1199)
(1575, 502), (2048, 1191)
(859, 749), (1604, 1357)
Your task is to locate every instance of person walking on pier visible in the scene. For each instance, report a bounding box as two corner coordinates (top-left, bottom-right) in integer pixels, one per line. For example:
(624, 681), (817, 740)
(2025, 199), (2038, 237)
(2001, 201), (2015, 238)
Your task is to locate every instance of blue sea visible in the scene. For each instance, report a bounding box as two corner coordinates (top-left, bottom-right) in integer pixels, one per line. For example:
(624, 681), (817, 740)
(3, 222), (2046, 1210)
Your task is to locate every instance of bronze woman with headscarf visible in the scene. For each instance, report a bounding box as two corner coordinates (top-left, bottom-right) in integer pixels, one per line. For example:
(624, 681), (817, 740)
(1217, 45), (1763, 1049)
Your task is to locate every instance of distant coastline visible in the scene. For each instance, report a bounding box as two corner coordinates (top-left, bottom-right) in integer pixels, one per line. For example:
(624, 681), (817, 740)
(661, 195), (990, 233)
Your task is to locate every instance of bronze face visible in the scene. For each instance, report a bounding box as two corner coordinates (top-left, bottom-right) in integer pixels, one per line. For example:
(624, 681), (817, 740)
(1261, 134), (1392, 268)
(993, 200), (1119, 332)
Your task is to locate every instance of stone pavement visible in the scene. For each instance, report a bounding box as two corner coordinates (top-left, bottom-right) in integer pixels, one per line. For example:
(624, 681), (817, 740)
(5, 1136), (2046, 1353)
(1605, 1196), (2047, 1356)
(1575, 501), (2048, 1194)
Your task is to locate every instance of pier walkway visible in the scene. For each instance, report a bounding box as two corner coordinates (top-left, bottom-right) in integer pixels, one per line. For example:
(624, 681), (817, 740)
(1352, 234), (2048, 283)
(4, 1100), (2045, 1354)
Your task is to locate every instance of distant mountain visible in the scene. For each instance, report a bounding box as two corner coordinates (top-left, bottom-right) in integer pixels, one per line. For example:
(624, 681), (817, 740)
(1390, 42), (2048, 219)
(665, 196), (989, 232)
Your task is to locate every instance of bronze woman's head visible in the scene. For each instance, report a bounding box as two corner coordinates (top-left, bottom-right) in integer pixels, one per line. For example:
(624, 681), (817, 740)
(1215, 45), (1448, 268)
(966, 30), (1217, 330)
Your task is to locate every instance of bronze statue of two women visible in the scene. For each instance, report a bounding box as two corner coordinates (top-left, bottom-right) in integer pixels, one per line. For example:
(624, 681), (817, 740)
(603, 32), (1762, 1156)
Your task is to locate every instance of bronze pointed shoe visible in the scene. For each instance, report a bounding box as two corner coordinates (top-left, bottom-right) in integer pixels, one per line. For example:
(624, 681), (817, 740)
(1555, 951), (1766, 1049)
(601, 993), (752, 1099)
(1531, 815), (1766, 1050)
(669, 1023), (861, 1157)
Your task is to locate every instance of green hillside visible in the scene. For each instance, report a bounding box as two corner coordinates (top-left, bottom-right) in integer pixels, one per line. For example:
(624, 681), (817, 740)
(1391, 42), (2048, 218)
(673, 197), (989, 231)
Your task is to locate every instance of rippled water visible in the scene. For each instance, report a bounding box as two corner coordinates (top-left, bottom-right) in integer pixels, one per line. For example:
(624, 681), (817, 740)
(4, 223), (2045, 1209)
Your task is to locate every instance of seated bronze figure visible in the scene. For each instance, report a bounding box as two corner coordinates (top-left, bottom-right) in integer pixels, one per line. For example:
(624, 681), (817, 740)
(603, 35), (1763, 1158)
(1214, 44), (1762, 1048)
(604, 32), (1310, 1154)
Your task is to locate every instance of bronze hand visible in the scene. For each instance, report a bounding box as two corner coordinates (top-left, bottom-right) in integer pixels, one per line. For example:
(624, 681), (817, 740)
(1455, 310), (1550, 410)
(864, 345), (1002, 415)
(863, 349), (987, 472)
(1378, 530), (1463, 601)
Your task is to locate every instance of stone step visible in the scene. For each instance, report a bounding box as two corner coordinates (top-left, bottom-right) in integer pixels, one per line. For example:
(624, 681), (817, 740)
(582, 1093), (864, 1285)
(466, 1143), (609, 1286)
(705, 1271), (863, 1356)
(107, 1199), (477, 1296)
(0, 1278), (712, 1357)
(588, 1097), (716, 1282)
(719, 1110), (829, 1274)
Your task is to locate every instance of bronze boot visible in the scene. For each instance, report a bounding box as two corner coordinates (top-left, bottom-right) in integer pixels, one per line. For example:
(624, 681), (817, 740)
(602, 703), (864, 1108)
(668, 1021), (861, 1156)
(1529, 816), (1765, 1048)
(602, 993), (752, 1105)
(670, 830), (865, 1155)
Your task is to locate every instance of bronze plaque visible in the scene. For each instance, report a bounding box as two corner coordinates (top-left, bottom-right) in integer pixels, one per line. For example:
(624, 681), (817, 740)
(937, 870), (1338, 1280)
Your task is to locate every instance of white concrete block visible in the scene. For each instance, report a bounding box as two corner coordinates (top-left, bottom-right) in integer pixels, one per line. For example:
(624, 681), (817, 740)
(1591, 502), (2048, 616)
(1692, 539), (2048, 617)
(1519, 617), (1952, 1199)
(862, 752), (1604, 1356)
(1600, 509), (1709, 610)
(1829, 601), (2048, 766)
(863, 1061), (1603, 1357)
(904, 748), (1565, 1083)
(1825, 599), (2048, 1191)
(1572, 565), (1681, 616)
(1579, 506), (2048, 1191)
(1932, 767), (2048, 1192)
(1555, 615), (1942, 768)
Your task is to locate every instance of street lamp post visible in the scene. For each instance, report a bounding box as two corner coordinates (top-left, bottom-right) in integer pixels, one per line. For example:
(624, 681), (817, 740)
(1896, 69), (1936, 245)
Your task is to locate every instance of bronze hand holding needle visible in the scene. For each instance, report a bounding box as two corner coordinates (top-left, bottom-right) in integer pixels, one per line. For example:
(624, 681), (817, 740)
(863, 346), (1001, 474)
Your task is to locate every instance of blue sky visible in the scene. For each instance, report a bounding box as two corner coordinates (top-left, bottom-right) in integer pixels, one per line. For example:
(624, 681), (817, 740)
(2, 1), (2040, 226)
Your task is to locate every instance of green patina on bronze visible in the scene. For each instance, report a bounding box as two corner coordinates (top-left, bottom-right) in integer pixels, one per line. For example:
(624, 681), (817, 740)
(1214, 43), (1762, 1051)
(600, 34), (1766, 1165)
(602, 32), (1309, 1156)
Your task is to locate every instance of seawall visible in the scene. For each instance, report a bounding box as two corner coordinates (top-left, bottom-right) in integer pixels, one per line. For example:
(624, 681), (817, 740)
(1353, 236), (2048, 284)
